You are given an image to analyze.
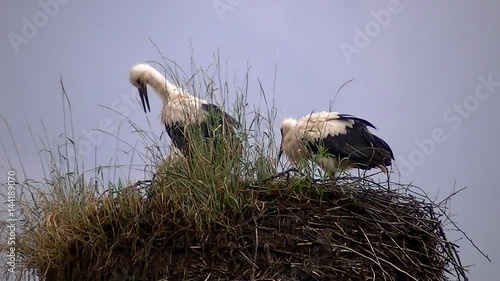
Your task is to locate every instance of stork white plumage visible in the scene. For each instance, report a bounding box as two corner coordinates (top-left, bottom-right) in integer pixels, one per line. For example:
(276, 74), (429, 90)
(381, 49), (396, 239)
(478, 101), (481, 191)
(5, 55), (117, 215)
(129, 63), (239, 160)
(278, 111), (394, 179)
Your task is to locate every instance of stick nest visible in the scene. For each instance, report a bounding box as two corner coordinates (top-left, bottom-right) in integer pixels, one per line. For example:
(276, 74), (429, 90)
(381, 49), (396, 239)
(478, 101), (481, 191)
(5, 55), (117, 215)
(12, 175), (468, 281)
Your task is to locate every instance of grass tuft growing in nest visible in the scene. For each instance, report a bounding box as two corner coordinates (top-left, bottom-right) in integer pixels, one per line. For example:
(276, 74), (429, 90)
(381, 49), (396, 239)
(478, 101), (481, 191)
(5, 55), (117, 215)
(0, 52), (473, 281)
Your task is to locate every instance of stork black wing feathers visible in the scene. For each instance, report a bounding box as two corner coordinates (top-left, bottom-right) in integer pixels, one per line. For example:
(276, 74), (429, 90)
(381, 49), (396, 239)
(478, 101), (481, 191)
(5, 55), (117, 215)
(306, 118), (393, 169)
(337, 114), (377, 129)
(200, 103), (240, 129)
(164, 103), (239, 159)
(165, 123), (190, 157)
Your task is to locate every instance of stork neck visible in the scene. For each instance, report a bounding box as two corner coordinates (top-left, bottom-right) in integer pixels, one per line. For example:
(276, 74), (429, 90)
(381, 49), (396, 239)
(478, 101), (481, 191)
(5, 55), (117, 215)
(148, 71), (184, 103)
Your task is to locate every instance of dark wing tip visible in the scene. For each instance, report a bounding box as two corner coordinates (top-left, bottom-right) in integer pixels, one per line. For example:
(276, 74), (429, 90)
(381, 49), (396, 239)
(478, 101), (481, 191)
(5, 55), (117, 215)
(201, 103), (240, 129)
(313, 123), (394, 169)
(338, 114), (395, 163)
(371, 134), (395, 162)
(337, 113), (378, 129)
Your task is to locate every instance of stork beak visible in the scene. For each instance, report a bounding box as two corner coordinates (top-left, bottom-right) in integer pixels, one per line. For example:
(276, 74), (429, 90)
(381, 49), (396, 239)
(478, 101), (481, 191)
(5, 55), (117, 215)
(277, 144), (283, 166)
(138, 85), (150, 113)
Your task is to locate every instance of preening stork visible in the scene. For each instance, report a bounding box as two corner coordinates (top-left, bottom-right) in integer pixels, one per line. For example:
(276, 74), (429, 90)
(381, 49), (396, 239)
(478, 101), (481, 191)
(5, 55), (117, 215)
(278, 111), (394, 179)
(129, 63), (240, 160)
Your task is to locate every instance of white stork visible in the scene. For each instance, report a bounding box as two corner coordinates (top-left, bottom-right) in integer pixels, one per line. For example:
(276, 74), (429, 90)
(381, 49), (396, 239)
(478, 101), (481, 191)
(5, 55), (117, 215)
(129, 63), (240, 160)
(277, 111), (394, 179)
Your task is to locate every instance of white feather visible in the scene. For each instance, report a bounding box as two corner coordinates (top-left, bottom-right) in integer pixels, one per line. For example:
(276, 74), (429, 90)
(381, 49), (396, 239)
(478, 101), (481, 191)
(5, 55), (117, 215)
(129, 63), (238, 160)
(296, 111), (354, 141)
(279, 111), (392, 179)
(280, 115), (343, 176)
(160, 96), (209, 125)
(129, 63), (209, 125)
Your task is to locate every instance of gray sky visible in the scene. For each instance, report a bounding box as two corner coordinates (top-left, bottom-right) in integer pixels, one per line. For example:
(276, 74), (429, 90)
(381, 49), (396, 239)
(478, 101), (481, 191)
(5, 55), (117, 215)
(1, 0), (499, 280)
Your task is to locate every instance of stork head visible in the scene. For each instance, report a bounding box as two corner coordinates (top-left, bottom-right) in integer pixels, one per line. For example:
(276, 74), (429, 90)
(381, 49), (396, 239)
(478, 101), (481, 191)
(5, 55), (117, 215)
(277, 118), (298, 165)
(129, 63), (153, 113)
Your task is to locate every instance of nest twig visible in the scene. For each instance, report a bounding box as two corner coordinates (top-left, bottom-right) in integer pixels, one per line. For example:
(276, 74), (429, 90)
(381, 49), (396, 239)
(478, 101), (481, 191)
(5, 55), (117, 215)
(13, 176), (474, 281)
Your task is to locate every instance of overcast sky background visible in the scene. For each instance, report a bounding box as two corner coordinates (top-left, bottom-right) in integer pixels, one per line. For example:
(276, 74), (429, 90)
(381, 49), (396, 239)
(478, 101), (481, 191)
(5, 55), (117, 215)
(1, 0), (499, 280)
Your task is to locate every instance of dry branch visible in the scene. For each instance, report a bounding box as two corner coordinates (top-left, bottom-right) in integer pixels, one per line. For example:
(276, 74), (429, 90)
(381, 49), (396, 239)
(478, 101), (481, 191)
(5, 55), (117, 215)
(8, 175), (470, 281)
